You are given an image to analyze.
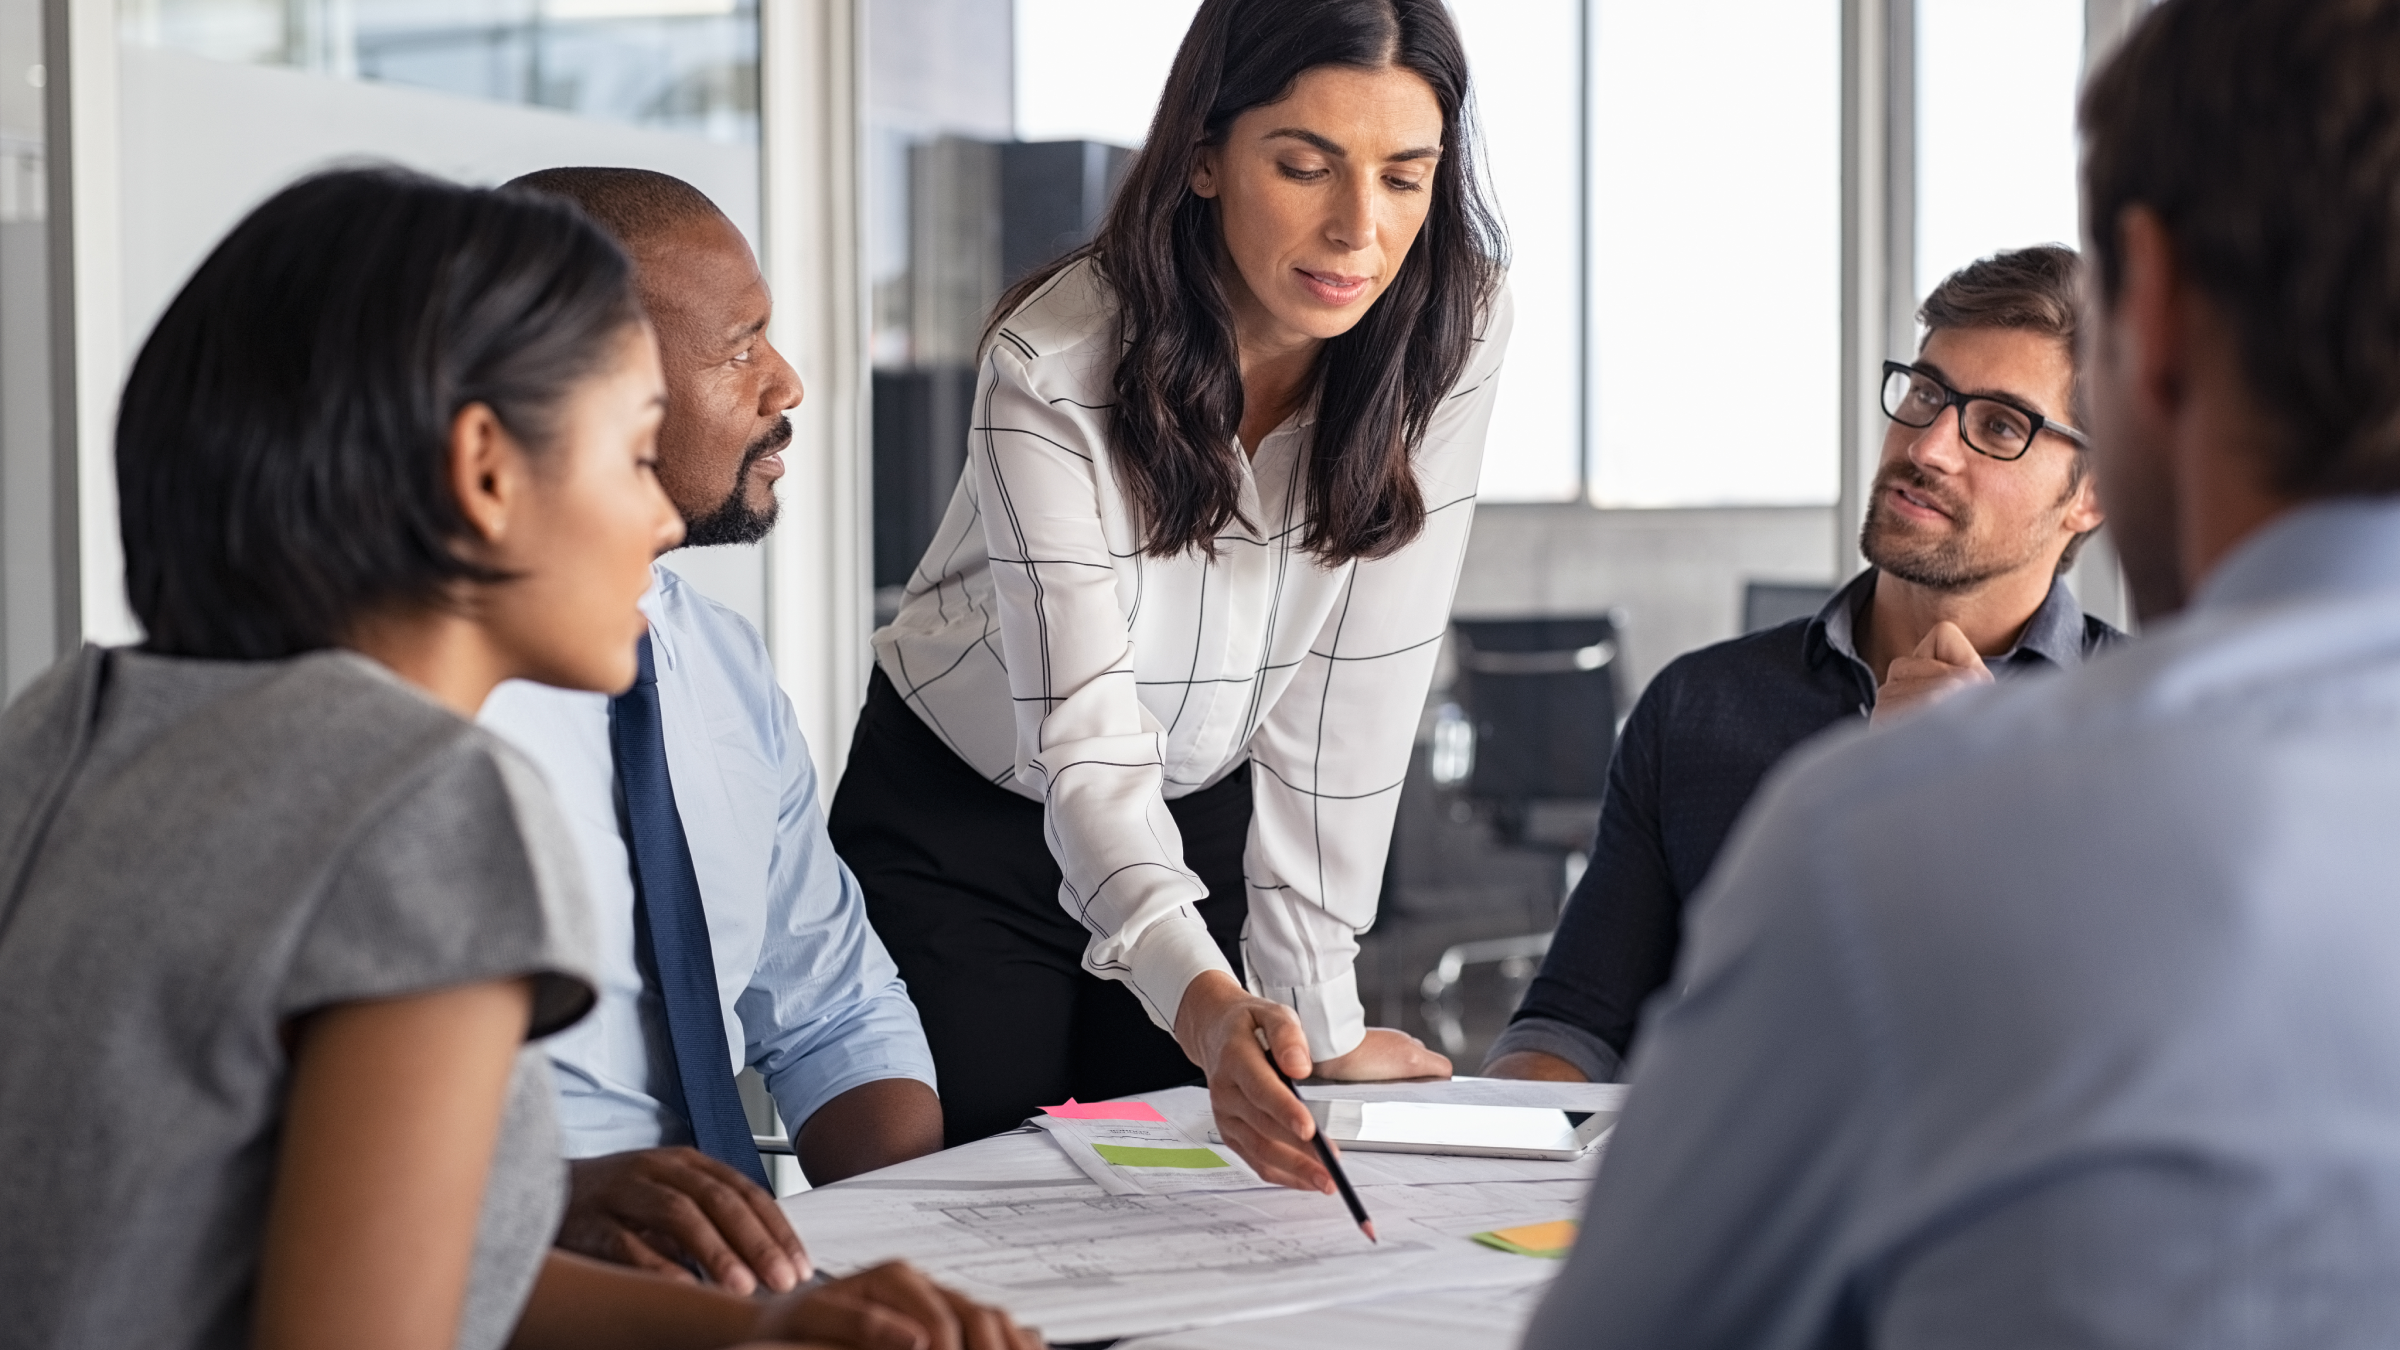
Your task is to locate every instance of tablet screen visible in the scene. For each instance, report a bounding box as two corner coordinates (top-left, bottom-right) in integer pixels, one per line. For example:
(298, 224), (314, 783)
(1339, 1101), (1594, 1152)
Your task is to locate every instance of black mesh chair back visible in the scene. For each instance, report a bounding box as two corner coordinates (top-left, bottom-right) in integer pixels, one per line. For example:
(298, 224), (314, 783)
(1451, 615), (1623, 804)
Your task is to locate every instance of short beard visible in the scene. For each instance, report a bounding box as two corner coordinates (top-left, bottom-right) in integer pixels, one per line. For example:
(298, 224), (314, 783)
(681, 421), (789, 548)
(1861, 463), (2005, 592)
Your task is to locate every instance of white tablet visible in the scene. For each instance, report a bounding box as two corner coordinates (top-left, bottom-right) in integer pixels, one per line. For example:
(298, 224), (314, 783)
(1308, 1099), (1615, 1160)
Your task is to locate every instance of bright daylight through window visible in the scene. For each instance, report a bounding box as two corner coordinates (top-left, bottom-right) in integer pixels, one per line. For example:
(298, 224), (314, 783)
(1586, 0), (1841, 508)
(1915, 0), (2084, 301)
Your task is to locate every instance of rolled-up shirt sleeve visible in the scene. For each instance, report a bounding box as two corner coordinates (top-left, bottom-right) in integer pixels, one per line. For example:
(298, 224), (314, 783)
(743, 679), (938, 1134)
(1243, 290), (1513, 1059)
(972, 343), (1236, 1033)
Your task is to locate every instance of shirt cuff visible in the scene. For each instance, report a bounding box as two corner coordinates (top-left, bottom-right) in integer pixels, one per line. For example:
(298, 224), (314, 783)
(1251, 965), (1366, 1063)
(1122, 912), (1238, 1036)
(1482, 1015), (1626, 1083)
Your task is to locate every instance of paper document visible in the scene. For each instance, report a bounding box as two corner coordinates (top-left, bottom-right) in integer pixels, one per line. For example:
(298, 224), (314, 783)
(782, 1179), (1436, 1344)
(1360, 1175), (1589, 1250)
(786, 1121), (1593, 1343)
(1117, 1280), (1554, 1350)
(1031, 1104), (1270, 1194)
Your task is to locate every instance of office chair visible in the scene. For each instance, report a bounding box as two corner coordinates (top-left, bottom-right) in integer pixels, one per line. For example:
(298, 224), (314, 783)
(1413, 614), (1625, 1056)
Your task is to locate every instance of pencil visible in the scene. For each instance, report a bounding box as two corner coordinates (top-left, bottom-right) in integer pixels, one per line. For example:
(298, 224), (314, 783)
(1264, 1056), (1378, 1243)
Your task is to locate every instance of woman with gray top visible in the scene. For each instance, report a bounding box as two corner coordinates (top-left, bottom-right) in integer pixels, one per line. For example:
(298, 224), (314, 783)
(0, 168), (1033, 1350)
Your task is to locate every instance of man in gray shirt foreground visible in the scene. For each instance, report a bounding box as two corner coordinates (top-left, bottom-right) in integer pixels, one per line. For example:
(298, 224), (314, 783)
(1529, 1), (2400, 1345)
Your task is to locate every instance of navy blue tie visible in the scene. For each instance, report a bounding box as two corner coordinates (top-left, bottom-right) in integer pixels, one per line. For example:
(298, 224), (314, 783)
(609, 634), (771, 1191)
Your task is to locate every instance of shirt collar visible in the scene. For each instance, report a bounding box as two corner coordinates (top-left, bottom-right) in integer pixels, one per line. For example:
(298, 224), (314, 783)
(1806, 566), (2090, 671)
(2191, 496), (2400, 615)
(640, 564), (676, 672)
(1806, 568), (1881, 669)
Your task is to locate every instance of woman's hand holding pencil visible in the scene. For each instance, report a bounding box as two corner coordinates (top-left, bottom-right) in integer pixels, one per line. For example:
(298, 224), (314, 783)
(1173, 972), (1337, 1192)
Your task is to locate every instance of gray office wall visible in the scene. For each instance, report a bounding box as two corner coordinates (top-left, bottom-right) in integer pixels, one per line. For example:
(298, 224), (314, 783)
(1454, 503), (1839, 702)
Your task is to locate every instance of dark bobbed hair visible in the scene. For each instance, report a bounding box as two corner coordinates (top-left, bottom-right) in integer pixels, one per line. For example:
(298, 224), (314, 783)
(989, 0), (1505, 563)
(2083, 0), (2400, 497)
(119, 166), (643, 660)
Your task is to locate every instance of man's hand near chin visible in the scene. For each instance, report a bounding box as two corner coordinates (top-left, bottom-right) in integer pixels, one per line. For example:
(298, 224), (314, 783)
(1873, 620), (1995, 726)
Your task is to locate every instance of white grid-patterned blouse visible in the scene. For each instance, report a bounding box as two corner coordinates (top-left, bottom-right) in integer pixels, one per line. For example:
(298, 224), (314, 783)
(873, 258), (1513, 1059)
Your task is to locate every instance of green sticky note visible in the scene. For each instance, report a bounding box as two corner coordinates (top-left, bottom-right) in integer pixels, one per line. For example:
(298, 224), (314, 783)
(1093, 1143), (1230, 1169)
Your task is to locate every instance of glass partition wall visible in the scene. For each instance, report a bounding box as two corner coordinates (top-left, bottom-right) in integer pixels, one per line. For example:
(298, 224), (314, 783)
(0, 0), (50, 700)
(118, 0), (762, 143)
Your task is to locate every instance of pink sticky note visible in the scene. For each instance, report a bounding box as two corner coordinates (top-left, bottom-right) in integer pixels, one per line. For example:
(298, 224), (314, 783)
(1041, 1097), (1167, 1122)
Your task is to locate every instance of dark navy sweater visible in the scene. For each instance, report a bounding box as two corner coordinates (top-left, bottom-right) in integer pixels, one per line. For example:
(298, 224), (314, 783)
(1493, 568), (2122, 1080)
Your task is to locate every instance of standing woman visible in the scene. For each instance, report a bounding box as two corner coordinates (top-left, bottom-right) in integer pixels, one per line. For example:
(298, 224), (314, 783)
(832, 0), (1511, 1189)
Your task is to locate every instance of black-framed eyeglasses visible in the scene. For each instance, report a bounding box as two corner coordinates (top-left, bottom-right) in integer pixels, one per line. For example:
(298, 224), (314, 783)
(1881, 360), (2089, 462)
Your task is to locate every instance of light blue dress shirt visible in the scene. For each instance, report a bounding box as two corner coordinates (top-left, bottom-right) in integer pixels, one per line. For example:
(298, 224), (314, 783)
(1529, 498), (2400, 1348)
(481, 564), (935, 1158)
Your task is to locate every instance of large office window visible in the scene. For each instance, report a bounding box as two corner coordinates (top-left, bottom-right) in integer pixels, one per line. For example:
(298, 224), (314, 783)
(1915, 0), (2083, 302)
(1587, 0), (1842, 508)
(1448, 0), (1583, 503)
(1014, 0), (1194, 146)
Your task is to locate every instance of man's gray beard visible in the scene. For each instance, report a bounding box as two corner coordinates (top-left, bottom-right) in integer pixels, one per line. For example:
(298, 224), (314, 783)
(1860, 498), (2006, 592)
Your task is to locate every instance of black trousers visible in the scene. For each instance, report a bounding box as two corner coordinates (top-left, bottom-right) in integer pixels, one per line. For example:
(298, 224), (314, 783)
(829, 668), (1251, 1147)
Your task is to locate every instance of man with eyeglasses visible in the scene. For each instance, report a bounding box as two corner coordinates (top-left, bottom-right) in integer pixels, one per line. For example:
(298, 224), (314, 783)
(1486, 245), (2118, 1085)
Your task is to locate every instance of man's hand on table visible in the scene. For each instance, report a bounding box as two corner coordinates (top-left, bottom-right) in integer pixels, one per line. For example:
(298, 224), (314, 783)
(1482, 1049), (1589, 1082)
(1172, 971), (1451, 1194)
(1872, 621), (1993, 726)
(559, 1147), (809, 1295)
(737, 1261), (1040, 1350)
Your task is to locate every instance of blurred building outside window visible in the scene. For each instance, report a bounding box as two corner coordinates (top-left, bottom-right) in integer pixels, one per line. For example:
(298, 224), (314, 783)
(117, 0), (761, 145)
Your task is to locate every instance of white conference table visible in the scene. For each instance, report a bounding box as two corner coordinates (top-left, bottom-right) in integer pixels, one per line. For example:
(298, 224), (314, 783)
(774, 1078), (1624, 1349)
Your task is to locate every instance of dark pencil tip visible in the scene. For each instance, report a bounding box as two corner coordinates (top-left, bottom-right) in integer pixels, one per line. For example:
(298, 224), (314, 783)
(1361, 1221), (1379, 1243)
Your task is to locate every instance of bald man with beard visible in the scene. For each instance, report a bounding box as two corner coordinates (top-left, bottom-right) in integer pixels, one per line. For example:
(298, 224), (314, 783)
(480, 168), (942, 1299)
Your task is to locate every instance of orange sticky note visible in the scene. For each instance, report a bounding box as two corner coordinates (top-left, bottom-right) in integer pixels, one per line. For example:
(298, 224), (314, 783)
(1471, 1219), (1580, 1259)
(1041, 1098), (1168, 1122)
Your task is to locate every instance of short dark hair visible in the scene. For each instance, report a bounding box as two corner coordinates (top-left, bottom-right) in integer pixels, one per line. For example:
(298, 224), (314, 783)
(990, 0), (1505, 564)
(1918, 244), (2082, 359)
(504, 166), (723, 248)
(118, 166), (642, 659)
(2083, 0), (2400, 497)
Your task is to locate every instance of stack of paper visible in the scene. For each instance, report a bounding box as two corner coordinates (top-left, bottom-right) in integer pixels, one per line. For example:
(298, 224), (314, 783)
(1116, 1281), (1553, 1350)
(778, 1079), (1608, 1345)
(1029, 1098), (1269, 1194)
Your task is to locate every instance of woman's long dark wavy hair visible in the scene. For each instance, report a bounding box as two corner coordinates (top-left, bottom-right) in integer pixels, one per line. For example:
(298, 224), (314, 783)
(989, 0), (1504, 564)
